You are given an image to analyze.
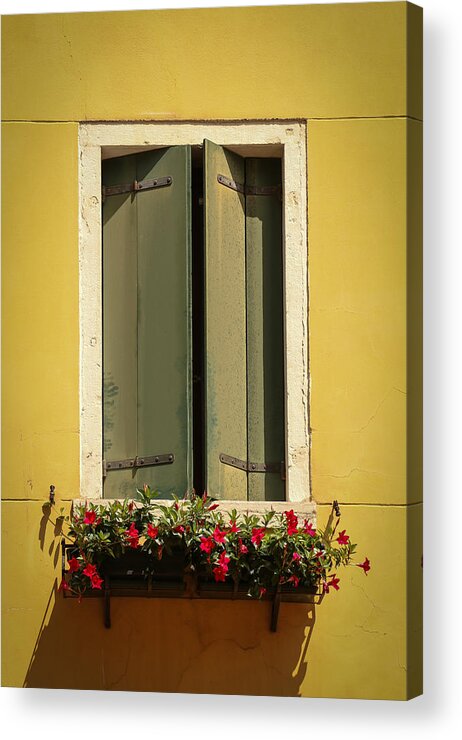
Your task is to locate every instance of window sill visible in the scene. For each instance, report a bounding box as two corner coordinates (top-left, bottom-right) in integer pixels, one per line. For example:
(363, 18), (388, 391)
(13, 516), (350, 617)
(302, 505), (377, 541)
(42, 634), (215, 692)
(72, 498), (317, 521)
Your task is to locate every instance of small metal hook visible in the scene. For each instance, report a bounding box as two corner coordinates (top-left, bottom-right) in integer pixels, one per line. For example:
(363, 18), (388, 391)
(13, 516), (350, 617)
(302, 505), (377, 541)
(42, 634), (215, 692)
(333, 499), (341, 518)
(49, 484), (56, 505)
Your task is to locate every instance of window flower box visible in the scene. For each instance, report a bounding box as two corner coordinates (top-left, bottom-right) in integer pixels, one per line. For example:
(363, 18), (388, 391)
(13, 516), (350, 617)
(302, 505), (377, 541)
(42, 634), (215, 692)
(59, 489), (370, 631)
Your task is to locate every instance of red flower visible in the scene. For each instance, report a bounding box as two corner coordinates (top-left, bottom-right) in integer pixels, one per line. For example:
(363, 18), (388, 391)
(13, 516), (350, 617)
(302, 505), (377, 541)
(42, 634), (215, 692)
(228, 520), (240, 534)
(303, 520), (316, 537)
(125, 522), (140, 548)
(328, 576), (340, 591)
(83, 510), (100, 526)
(200, 536), (215, 554)
(90, 573), (103, 590)
(208, 503), (219, 511)
(213, 526), (227, 544)
(67, 557), (80, 573)
(173, 525), (185, 535)
(336, 530), (350, 545)
(292, 552), (301, 561)
(146, 523), (159, 539)
(174, 502), (179, 511)
(212, 565), (228, 582)
(238, 538), (248, 555)
(218, 551), (230, 568)
(357, 557), (371, 575)
(251, 527), (266, 546)
(58, 577), (69, 592)
(83, 563), (97, 579)
(284, 509), (298, 536)
(212, 550), (230, 581)
(289, 574), (300, 587)
(128, 501), (135, 512)
(259, 586), (267, 597)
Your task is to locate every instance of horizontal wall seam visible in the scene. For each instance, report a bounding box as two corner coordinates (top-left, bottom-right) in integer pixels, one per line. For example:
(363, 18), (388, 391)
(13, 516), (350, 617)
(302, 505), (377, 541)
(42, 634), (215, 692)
(2, 114), (423, 125)
(1, 119), (80, 124)
(2, 499), (423, 507)
(316, 501), (423, 508)
(307, 114), (422, 122)
(1, 498), (76, 503)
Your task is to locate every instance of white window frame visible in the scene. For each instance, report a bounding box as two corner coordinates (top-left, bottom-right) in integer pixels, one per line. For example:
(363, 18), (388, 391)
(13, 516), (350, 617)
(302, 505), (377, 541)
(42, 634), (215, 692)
(79, 121), (312, 515)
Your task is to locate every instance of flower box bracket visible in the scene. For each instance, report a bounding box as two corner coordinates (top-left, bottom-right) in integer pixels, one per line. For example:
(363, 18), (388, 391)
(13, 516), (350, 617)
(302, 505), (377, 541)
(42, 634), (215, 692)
(61, 542), (317, 631)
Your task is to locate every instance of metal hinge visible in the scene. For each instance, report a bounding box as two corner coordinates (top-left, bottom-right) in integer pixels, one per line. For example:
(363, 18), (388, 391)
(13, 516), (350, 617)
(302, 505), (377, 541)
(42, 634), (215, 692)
(219, 453), (285, 480)
(103, 453), (175, 478)
(217, 174), (245, 194)
(217, 174), (281, 198)
(246, 184), (282, 197)
(102, 176), (173, 200)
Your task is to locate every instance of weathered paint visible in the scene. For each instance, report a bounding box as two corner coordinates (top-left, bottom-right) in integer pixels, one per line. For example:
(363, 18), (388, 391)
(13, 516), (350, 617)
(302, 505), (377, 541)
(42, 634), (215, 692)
(204, 140), (247, 500)
(102, 155), (138, 494)
(246, 158), (285, 502)
(102, 147), (193, 498)
(1, 3), (422, 699)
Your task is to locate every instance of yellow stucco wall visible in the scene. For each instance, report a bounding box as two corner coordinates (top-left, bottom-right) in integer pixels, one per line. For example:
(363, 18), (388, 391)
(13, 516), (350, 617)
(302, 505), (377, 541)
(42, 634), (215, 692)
(1, 2), (422, 699)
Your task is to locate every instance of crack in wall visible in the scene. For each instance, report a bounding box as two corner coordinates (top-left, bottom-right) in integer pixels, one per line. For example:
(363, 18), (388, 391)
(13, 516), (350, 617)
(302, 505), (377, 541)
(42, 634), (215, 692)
(311, 386), (406, 436)
(350, 579), (384, 613)
(103, 619), (134, 690)
(355, 625), (388, 637)
(316, 467), (388, 481)
(175, 636), (262, 692)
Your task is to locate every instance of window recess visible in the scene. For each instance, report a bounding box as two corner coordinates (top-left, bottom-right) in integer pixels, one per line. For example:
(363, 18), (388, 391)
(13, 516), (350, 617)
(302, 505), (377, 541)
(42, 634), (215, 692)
(102, 140), (285, 502)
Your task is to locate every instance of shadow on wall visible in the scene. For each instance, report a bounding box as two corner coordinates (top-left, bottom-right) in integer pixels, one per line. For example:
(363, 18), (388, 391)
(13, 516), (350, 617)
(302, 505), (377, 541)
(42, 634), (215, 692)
(24, 583), (316, 695)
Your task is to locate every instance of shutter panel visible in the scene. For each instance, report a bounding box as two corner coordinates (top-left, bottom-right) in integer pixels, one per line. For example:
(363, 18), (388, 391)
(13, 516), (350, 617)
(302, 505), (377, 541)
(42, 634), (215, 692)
(246, 158), (285, 501)
(102, 146), (192, 498)
(102, 155), (138, 497)
(203, 140), (247, 500)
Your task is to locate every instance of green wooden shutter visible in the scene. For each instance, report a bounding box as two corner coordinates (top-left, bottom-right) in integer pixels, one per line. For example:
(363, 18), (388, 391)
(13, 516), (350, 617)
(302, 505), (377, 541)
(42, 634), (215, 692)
(203, 140), (247, 500)
(246, 158), (285, 502)
(203, 143), (285, 501)
(102, 147), (192, 498)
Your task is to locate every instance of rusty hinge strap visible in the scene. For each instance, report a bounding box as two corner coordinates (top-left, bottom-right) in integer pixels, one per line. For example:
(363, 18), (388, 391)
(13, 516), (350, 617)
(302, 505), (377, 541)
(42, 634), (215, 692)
(217, 174), (245, 194)
(219, 453), (284, 476)
(217, 174), (281, 197)
(103, 453), (175, 477)
(246, 184), (282, 197)
(102, 175), (173, 199)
